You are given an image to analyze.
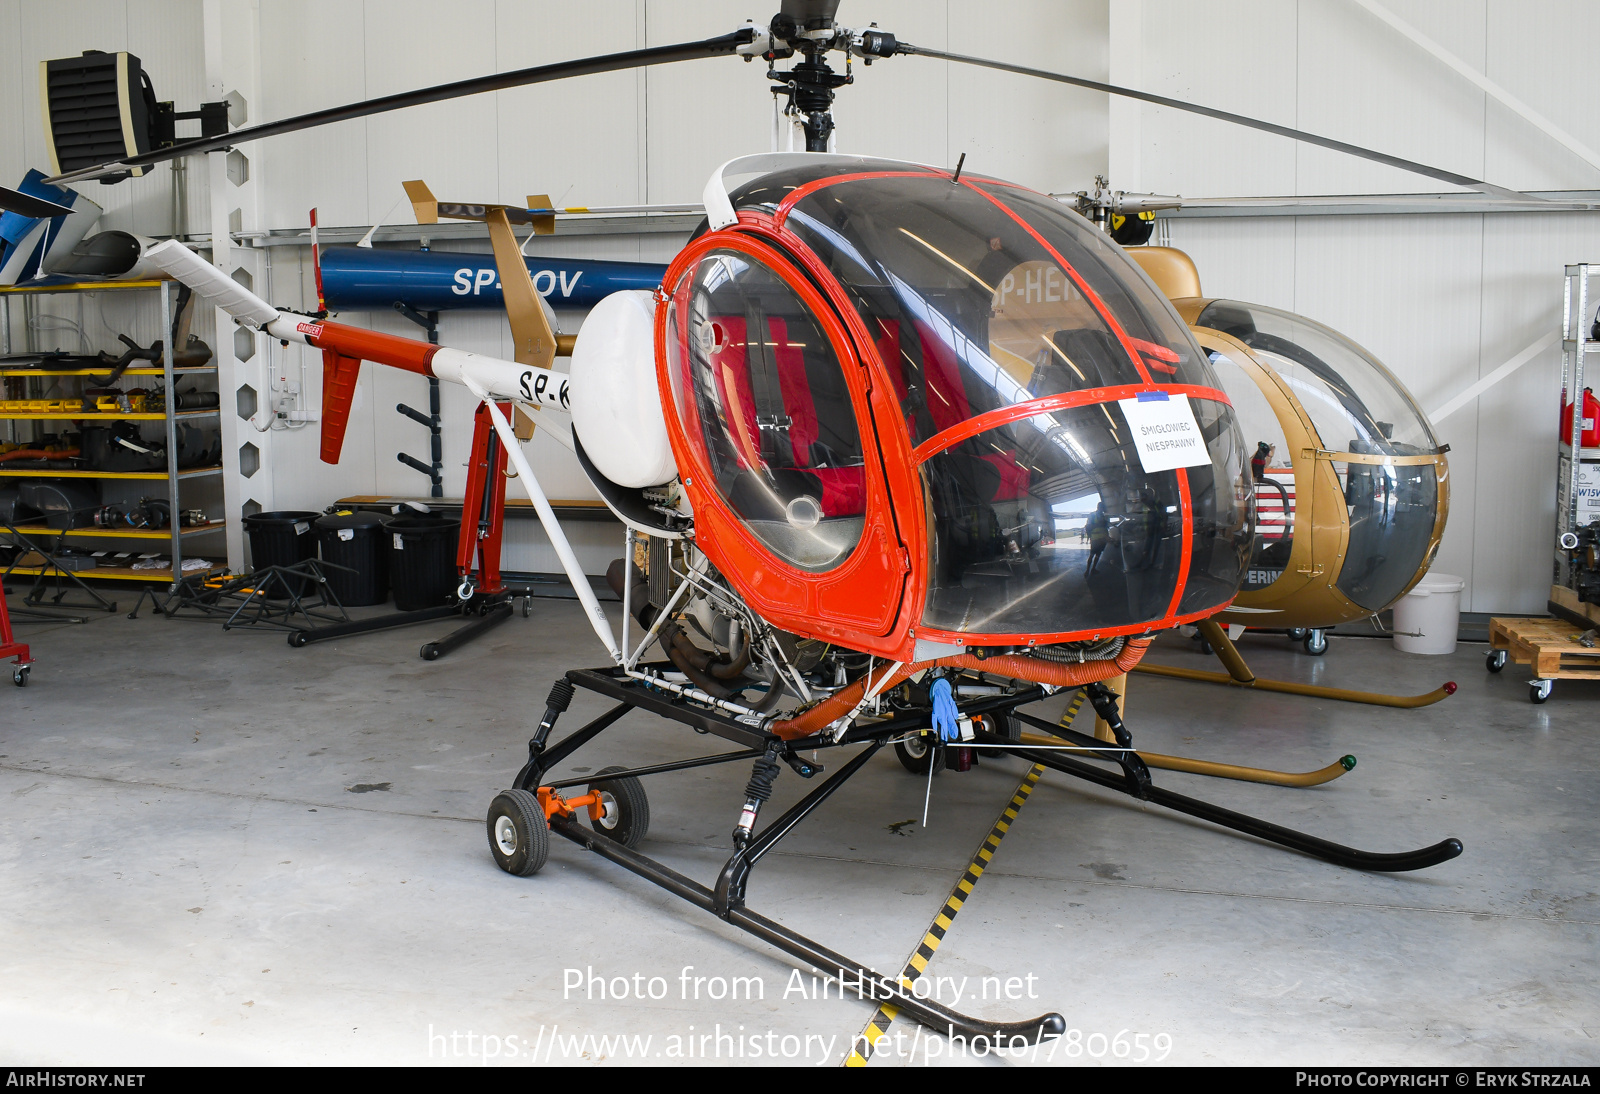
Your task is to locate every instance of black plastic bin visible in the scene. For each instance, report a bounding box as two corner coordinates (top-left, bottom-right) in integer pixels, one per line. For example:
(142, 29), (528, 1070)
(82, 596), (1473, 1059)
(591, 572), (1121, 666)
(315, 510), (389, 606)
(385, 515), (461, 612)
(242, 510), (320, 598)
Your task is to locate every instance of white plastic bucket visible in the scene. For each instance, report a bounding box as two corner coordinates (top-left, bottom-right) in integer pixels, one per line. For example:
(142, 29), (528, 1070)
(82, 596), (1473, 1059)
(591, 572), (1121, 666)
(1392, 572), (1466, 655)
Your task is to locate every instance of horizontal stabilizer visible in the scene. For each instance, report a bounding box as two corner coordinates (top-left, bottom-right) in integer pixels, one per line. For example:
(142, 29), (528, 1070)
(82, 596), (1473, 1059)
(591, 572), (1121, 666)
(145, 240), (280, 329)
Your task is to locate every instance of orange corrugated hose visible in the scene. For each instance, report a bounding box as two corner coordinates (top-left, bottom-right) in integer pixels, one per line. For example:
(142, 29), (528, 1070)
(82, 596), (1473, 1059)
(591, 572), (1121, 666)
(770, 637), (1153, 740)
(0, 447), (79, 462)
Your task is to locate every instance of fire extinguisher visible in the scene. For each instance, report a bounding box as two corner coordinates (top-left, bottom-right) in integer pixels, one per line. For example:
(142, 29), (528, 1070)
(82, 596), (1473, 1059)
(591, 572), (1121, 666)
(1560, 386), (1600, 448)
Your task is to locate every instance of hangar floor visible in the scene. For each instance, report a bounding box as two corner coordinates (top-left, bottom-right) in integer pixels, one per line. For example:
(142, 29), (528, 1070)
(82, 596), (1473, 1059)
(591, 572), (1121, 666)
(0, 597), (1595, 1067)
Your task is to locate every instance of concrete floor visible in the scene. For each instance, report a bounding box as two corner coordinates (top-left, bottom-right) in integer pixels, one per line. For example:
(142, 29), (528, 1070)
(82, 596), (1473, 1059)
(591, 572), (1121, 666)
(0, 594), (1596, 1067)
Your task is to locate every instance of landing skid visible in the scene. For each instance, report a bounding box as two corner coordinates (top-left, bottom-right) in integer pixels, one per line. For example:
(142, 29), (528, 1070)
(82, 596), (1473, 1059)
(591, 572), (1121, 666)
(1134, 619), (1458, 709)
(486, 664), (1462, 1042)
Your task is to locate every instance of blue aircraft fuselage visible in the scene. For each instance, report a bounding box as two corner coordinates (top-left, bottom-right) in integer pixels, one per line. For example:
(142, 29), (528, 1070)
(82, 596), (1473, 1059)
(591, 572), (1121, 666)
(318, 245), (668, 312)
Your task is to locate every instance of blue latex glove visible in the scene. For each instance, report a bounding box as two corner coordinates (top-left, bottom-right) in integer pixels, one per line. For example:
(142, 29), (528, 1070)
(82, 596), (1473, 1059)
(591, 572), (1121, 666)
(930, 676), (960, 742)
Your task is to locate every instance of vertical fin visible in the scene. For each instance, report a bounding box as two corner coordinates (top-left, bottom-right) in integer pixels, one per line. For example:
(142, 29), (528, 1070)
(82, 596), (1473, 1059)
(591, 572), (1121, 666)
(402, 179), (438, 224)
(320, 349), (363, 464)
(524, 194), (555, 235)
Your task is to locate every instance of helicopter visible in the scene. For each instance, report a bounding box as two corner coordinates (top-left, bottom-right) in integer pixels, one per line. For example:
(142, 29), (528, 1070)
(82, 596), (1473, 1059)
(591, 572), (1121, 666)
(39, 0), (1498, 1044)
(1103, 243), (1460, 710)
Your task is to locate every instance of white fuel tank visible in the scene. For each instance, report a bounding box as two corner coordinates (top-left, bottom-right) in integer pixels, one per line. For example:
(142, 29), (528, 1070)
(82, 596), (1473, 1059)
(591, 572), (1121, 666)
(569, 289), (677, 489)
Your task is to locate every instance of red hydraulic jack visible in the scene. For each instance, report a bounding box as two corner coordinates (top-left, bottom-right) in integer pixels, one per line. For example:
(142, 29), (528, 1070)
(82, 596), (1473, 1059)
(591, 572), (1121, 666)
(1, 572), (34, 686)
(288, 400), (524, 660)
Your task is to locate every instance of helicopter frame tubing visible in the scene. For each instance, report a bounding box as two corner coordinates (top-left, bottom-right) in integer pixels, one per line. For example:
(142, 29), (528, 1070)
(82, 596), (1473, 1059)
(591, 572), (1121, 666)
(492, 661), (1462, 1044)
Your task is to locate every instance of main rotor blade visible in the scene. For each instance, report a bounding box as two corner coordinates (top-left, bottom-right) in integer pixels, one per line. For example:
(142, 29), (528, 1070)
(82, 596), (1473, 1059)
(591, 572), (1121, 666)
(0, 186), (74, 219)
(900, 43), (1533, 202)
(45, 30), (755, 186)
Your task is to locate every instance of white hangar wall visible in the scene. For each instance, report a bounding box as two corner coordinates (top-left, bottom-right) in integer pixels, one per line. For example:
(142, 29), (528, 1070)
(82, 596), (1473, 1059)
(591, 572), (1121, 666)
(0, 0), (1112, 573)
(1110, 0), (1600, 615)
(19, 2), (1589, 609)
(213, 0), (1112, 573)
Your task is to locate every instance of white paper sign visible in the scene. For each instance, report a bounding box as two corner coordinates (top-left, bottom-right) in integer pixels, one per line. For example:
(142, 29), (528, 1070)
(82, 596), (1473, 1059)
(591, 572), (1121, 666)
(1117, 393), (1209, 473)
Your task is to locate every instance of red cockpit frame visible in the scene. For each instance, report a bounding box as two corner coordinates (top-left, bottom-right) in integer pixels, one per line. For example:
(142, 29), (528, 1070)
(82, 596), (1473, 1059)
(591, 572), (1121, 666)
(657, 173), (1237, 662)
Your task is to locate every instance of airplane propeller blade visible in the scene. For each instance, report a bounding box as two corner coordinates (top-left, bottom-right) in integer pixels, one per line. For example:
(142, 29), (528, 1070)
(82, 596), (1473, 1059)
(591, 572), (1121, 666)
(896, 43), (1536, 202)
(43, 29), (756, 186)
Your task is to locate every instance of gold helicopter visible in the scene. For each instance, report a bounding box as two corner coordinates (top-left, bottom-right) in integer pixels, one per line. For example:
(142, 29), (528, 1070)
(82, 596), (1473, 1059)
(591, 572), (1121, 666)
(1122, 245), (1455, 708)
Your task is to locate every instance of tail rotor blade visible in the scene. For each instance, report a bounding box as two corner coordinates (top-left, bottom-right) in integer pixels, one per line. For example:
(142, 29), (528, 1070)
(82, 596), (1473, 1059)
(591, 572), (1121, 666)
(898, 43), (1534, 202)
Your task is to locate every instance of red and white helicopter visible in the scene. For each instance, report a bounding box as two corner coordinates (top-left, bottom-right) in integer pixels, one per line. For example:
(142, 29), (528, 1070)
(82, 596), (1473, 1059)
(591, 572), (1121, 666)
(41, 1), (1484, 1042)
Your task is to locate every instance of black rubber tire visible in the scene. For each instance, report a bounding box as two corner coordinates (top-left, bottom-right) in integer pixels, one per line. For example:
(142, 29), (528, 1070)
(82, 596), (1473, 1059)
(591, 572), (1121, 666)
(588, 766), (650, 848)
(486, 789), (549, 876)
(1303, 630), (1328, 656)
(1486, 650), (1507, 673)
(1287, 627), (1308, 641)
(985, 711), (1022, 743)
(1529, 681), (1552, 704)
(895, 734), (945, 775)
(12, 667), (28, 687)
(287, 631), (308, 648)
(1199, 641), (1213, 656)
(421, 643), (441, 661)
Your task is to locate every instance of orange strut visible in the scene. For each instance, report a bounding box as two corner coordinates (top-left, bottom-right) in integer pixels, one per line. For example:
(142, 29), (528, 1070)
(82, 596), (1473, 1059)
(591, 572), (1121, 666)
(536, 786), (605, 822)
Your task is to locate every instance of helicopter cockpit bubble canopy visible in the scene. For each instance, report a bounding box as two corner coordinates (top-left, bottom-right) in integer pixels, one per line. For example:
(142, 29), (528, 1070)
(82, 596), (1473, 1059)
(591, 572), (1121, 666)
(659, 158), (1251, 657)
(1183, 298), (1449, 616)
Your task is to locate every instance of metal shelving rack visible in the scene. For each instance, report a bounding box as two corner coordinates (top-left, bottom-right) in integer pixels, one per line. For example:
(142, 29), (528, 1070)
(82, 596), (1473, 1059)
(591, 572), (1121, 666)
(0, 279), (224, 585)
(1553, 266), (1600, 622)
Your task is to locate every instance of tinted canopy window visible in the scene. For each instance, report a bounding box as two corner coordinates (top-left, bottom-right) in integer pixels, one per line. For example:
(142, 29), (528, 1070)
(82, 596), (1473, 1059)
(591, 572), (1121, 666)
(918, 396), (1247, 636)
(781, 175), (1219, 449)
(1195, 300), (1439, 456)
(665, 250), (866, 572)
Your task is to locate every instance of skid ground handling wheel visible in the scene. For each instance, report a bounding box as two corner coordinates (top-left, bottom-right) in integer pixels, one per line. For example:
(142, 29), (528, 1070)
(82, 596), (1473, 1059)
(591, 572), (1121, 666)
(481, 665), (1463, 1046)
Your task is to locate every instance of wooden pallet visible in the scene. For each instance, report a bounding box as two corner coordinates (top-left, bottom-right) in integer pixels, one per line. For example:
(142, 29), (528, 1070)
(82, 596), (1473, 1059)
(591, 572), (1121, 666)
(1488, 616), (1600, 681)
(1550, 584), (1600, 629)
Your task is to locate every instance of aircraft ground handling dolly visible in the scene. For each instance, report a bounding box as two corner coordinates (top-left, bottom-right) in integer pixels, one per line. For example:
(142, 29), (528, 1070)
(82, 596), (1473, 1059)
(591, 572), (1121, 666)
(484, 664), (1465, 1045)
(288, 400), (528, 660)
(0, 570), (34, 686)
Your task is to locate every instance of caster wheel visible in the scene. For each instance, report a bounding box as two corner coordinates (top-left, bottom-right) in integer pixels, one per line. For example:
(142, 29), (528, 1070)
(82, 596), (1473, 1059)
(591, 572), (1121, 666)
(1199, 641), (1214, 656)
(522, 596), (532, 618)
(895, 733), (945, 775)
(1287, 627), (1308, 641)
(1303, 629), (1328, 656)
(587, 766), (650, 848)
(12, 667), (28, 687)
(984, 712), (1022, 743)
(487, 789), (549, 876)
(1486, 650), (1508, 673)
(287, 631), (308, 648)
(1529, 679), (1553, 704)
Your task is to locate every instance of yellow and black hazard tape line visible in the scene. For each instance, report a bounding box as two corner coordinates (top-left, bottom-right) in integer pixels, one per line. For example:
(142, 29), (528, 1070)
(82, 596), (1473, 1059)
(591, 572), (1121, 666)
(843, 762), (1047, 1066)
(1060, 687), (1087, 729)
